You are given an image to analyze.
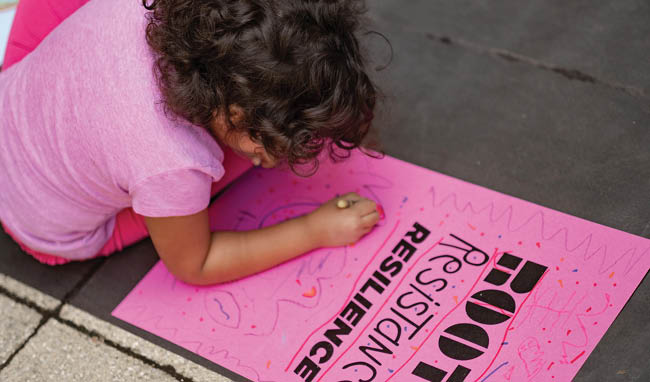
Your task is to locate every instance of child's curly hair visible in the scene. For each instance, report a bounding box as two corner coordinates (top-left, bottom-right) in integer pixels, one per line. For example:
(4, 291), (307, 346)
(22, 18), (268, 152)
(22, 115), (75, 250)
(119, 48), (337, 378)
(143, 0), (379, 174)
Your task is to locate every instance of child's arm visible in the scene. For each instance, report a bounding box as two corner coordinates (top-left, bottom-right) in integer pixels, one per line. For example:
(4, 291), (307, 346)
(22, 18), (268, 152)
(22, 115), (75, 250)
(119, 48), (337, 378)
(144, 193), (380, 285)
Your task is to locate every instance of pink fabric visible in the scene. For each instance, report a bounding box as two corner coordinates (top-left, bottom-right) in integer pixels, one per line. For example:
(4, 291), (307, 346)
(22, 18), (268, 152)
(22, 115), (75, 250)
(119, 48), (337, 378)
(2, 145), (252, 266)
(2, 208), (146, 265)
(0, 0), (253, 264)
(2, 0), (90, 69)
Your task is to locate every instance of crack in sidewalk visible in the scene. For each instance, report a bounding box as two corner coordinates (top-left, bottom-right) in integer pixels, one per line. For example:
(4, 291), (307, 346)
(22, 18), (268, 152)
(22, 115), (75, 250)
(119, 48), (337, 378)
(423, 32), (649, 103)
(53, 316), (197, 382)
(0, 265), (198, 381)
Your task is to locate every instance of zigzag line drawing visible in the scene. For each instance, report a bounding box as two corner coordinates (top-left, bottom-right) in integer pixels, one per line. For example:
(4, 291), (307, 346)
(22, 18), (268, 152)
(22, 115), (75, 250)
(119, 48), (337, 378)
(202, 345), (276, 382)
(429, 185), (649, 275)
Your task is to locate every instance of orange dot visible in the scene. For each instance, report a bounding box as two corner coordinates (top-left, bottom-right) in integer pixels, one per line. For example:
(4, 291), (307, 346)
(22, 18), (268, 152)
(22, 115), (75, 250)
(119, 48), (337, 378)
(302, 287), (317, 298)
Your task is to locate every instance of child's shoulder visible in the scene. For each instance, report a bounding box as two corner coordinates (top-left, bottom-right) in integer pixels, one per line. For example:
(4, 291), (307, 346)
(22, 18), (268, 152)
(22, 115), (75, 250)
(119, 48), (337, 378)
(46, 0), (149, 57)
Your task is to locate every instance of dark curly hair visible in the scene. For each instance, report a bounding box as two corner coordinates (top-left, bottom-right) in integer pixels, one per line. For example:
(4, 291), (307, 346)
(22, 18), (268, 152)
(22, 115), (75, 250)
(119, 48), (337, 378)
(142, 0), (380, 174)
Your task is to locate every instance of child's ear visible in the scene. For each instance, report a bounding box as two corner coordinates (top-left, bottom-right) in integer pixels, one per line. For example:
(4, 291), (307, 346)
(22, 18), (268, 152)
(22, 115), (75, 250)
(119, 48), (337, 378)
(209, 109), (228, 138)
(228, 104), (245, 125)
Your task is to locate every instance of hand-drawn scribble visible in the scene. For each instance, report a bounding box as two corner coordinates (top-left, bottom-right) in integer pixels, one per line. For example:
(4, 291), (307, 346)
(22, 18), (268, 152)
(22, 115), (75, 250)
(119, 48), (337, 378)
(428, 185), (648, 275)
(517, 337), (544, 378)
(204, 290), (241, 329)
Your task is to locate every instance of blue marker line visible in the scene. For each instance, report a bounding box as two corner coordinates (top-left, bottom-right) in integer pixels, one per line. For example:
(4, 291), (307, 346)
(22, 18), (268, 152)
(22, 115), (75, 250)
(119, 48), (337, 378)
(481, 361), (509, 381)
(213, 298), (230, 320)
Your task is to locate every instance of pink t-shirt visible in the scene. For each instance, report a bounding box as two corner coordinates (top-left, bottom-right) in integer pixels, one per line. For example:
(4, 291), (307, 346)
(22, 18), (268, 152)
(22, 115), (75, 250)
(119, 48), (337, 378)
(0, 0), (225, 259)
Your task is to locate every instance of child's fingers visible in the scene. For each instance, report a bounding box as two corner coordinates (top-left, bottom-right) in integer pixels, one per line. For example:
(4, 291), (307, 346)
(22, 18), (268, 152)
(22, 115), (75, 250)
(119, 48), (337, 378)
(360, 211), (380, 228)
(352, 198), (377, 216)
(352, 199), (381, 229)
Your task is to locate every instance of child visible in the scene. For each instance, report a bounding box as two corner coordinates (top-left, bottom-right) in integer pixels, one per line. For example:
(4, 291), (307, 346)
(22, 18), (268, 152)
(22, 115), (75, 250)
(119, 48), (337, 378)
(0, 0), (382, 284)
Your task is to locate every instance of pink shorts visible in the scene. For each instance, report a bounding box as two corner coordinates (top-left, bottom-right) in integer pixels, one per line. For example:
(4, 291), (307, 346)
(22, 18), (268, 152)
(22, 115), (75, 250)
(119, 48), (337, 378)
(2, 208), (149, 265)
(2, 0), (253, 265)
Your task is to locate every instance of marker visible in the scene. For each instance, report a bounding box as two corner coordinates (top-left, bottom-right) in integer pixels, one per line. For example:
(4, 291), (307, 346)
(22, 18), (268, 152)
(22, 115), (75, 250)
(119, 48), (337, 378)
(376, 204), (385, 219)
(337, 199), (350, 209)
(337, 199), (385, 220)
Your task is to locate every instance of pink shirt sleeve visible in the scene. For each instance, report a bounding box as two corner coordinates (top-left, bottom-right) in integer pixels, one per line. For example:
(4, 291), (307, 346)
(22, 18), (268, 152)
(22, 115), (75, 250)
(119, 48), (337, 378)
(130, 168), (220, 217)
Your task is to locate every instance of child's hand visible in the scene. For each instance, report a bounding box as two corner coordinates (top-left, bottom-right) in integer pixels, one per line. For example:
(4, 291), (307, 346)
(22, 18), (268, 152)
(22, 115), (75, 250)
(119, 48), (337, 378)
(306, 192), (382, 247)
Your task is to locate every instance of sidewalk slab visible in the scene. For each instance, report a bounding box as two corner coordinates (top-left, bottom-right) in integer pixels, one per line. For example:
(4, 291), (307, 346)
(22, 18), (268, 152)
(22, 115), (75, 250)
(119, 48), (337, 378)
(60, 304), (233, 382)
(0, 294), (41, 365)
(0, 273), (60, 311)
(0, 319), (178, 382)
(368, 0), (650, 94)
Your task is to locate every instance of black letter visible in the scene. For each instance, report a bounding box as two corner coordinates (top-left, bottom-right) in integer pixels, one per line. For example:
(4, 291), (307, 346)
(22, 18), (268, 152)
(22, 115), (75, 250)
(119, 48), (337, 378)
(390, 308), (434, 340)
(439, 234), (489, 266)
(373, 318), (402, 347)
(412, 363), (470, 382)
(309, 341), (334, 364)
(466, 289), (515, 325)
(354, 293), (372, 309)
(510, 261), (547, 294)
(294, 356), (321, 382)
(497, 253), (522, 270)
(341, 300), (367, 326)
(405, 222), (431, 244)
(359, 334), (393, 366)
(324, 318), (352, 346)
(392, 239), (416, 262)
(439, 323), (489, 361)
(397, 291), (430, 316)
(416, 268), (448, 291)
(342, 361), (377, 382)
(380, 255), (403, 277)
(373, 270), (391, 286)
(360, 276), (385, 295)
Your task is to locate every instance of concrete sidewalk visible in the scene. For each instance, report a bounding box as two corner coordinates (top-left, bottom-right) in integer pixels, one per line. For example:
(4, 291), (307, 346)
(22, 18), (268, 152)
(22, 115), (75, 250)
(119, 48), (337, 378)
(0, 273), (234, 382)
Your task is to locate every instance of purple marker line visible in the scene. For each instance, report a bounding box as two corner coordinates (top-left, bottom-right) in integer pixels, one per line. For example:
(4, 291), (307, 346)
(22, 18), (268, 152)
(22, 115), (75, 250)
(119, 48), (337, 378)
(481, 361), (509, 381)
(213, 298), (230, 320)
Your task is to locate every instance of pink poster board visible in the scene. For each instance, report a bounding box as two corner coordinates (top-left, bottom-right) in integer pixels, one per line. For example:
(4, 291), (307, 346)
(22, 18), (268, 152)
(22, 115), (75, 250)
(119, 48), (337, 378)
(113, 152), (650, 382)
